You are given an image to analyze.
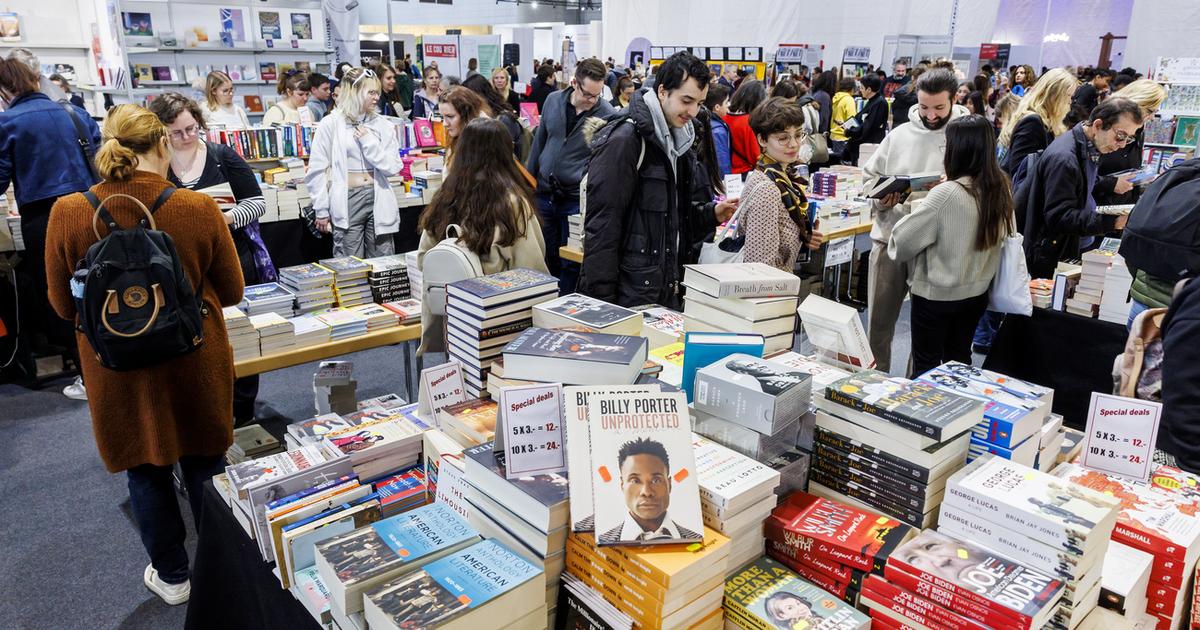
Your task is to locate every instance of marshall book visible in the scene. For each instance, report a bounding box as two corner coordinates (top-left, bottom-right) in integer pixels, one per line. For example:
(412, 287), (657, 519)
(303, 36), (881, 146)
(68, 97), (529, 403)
(694, 353), (812, 436)
(943, 456), (1120, 555)
(764, 491), (914, 572)
(502, 328), (648, 386)
(565, 385), (658, 533)
(887, 529), (1064, 629)
(586, 391), (703, 547)
(824, 371), (983, 442)
(532, 293), (641, 336)
(724, 557), (870, 630)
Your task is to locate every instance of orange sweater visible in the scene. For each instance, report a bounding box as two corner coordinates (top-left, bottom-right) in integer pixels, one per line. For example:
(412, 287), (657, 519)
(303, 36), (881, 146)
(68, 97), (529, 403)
(46, 170), (245, 472)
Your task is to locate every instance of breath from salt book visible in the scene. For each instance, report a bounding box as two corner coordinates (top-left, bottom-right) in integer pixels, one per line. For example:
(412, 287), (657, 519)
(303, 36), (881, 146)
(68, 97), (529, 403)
(565, 385), (658, 533)
(587, 391), (703, 547)
(724, 556), (870, 630)
(682, 262), (802, 298)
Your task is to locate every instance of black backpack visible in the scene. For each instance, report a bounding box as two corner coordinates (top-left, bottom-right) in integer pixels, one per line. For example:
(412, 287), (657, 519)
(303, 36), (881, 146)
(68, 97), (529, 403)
(1120, 159), (1200, 281)
(72, 188), (208, 371)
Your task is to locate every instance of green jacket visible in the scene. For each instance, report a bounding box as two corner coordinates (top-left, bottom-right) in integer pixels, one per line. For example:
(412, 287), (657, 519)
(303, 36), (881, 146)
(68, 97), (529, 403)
(396, 73), (414, 111)
(1130, 268), (1174, 309)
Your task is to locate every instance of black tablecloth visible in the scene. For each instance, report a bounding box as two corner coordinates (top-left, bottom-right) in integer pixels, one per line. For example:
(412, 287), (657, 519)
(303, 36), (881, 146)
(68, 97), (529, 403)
(983, 308), (1128, 429)
(184, 482), (321, 630)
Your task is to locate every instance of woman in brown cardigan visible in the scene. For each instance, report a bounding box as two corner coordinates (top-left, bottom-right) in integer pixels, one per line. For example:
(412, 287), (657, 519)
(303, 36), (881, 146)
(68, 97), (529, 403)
(45, 104), (244, 605)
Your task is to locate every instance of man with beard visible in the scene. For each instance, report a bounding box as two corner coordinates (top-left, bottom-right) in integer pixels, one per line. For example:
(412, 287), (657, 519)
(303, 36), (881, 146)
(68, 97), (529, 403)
(862, 69), (967, 372)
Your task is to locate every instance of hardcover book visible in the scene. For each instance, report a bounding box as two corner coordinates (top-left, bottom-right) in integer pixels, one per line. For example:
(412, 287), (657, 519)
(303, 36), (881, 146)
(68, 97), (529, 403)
(797, 295), (875, 370)
(447, 269), (558, 306)
(764, 491), (914, 572)
(532, 293), (641, 336)
(724, 557), (870, 630)
(682, 262), (802, 298)
(462, 441), (569, 533)
(414, 119), (437, 146)
(587, 391), (703, 546)
(632, 304), (686, 348)
(435, 398), (497, 445)
(679, 332), (764, 402)
(692, 434), (781, 515)
(502, 328), (648, 386)
(694, 353), (811, 435)
(825, 370), (983, 442)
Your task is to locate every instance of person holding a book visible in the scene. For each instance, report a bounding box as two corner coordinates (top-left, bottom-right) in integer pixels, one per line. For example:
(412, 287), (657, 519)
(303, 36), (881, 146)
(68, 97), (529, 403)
(863, 69), (967, 372)
(306, 67), (403, 258)
(888, 115), (1013, 376)
(411, 66), (442, 119)
(525, 58), (616, 292)
(1093, 79), (1165, 210)
(739, 97), (825, 272)
(149, 92), (273, 425)
(262, 70), (315, 127)
(998, 68), (1076, 175)
(415, 117), (548, 354)
(44, 104), (244, 605)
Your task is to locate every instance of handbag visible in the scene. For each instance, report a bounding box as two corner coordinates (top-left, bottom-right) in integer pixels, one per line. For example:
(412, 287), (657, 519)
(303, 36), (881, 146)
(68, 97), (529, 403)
(988, 217), (1033, 316)
(698, 201), (749, 265)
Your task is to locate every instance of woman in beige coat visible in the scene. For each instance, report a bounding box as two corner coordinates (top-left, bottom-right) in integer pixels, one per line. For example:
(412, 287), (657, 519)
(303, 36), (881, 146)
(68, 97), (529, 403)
(417, 117), (548, 355)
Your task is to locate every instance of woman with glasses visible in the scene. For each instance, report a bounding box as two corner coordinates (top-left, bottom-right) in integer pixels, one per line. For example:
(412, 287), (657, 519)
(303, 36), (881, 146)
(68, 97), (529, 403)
(149, 93), (273, 425)
(306, 67), (403, 258)
(738, 97), (825, 272)
(201, 70), (250, 129)
(262, 70), (314, 127)
(411, 66), (442, 119)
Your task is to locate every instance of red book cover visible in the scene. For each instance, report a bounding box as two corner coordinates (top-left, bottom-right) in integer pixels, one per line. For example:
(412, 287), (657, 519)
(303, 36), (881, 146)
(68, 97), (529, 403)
(868, 611), (907, 630)
(773, 546), (857, 584)
(883, 565), (1031, 630)
(886, 529), (1062, 629)
(765, 491), (913, 572)
(414, 119), (436, 148)
(770, 553), (854, 598)
(1151, 555), (1187, 587)
(862, 575), (990, 630)
(1147, 580), (1181, 616)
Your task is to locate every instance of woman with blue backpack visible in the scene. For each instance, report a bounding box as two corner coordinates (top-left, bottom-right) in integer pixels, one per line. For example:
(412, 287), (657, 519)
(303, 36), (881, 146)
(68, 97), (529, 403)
(45, 104), (244, 605)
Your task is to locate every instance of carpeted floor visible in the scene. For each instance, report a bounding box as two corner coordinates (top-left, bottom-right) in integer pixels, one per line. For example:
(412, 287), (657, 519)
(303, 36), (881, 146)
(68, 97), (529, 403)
(0, 305), (924, 630)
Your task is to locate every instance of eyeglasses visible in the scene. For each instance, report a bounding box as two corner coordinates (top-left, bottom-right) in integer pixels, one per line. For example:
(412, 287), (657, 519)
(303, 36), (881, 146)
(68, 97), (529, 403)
(170, 124), (201, 140)
(1113, 129), (1134, 144)
(576, 85), (602, 101)
(769, 132), (806, 146)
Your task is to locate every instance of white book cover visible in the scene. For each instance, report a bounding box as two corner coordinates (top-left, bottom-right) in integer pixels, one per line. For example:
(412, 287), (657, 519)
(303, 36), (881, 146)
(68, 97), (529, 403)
(768, 351), (852, 390)
(564, 385), (657, 532)
(682, 262), (802, 298)
(587, 391), (703, 546)
(692, 434), (780, 514)
(797, 294), (875, 370)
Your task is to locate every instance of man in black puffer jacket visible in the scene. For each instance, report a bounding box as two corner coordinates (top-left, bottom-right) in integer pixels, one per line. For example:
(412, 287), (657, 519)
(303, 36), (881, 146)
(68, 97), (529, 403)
(578, 51), (731, 308)
(1156, 278), (1200, 473)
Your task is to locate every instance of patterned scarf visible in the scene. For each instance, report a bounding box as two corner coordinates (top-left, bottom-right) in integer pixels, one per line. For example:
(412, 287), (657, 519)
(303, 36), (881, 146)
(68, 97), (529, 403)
(755, 154), (811, 236)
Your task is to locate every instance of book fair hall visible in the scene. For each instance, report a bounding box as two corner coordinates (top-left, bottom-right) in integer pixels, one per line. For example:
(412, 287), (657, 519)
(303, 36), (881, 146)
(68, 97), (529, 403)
(8, 0), (1200, 627)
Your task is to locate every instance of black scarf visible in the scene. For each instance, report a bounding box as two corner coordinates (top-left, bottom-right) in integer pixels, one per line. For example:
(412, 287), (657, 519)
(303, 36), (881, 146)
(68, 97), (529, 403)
(755, 154), (811, 236)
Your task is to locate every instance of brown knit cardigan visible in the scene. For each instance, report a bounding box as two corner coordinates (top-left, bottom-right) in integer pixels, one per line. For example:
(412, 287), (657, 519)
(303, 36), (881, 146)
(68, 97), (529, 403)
(46, 170), (245, 473)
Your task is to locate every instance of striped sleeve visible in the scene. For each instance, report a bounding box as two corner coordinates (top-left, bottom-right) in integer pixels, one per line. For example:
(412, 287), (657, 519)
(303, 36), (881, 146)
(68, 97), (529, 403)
(228, 196), (266, 230)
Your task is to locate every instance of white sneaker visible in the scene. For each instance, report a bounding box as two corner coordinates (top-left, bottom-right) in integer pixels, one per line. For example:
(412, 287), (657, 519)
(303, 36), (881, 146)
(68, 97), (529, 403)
(143, 564), (190, 605)
(63, 376), (87, 401)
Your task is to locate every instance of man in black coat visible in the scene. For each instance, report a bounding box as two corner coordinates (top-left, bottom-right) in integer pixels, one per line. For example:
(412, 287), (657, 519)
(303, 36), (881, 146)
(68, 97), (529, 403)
(843, 73), (888, 166)
(1071, 69), (1114, 115)
(526, 58), (617, 292)
(1020, 97), (1143, 278)
(578, 51), (732, 309)
(1158, 278), (1200, 473)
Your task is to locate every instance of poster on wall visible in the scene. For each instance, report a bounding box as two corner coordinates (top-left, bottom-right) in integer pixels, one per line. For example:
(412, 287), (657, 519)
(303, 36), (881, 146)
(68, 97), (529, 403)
(422, 35), (461, 78)
(727, 47), (743, 62)
(0, 12), (21, 42)
(744, 47), (762, 62)
(322, 0), (360, 67)
(842, 46), (871, 65)
(219, 8), (246, 42)
(259, 12), (281, 39)
(650, 47), (663, 59)
(122, 12), (154, 37)
(291, 13), (313, 40)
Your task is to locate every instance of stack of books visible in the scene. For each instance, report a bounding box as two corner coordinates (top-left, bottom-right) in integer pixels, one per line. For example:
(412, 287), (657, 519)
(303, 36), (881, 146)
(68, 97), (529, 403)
(362, 539), (548, 630)
(372, 465), (429, 518)
(764, 491), (915, 607)
(380, 298), (421, 324)
(1099, 254), (1134, 324)
(557, 573), (634, 630)
(411, 170), (442, 198)
(445, 269), (558, 397)
(223, 306), (260, 361)
(347, 303), (400, 331)
(812, 370), (982, 528)
(484, 359), (537, 399)
(532, 293), (642, 336)
(693, 434), (781, 573)
(324, 411), (425, 480)
(314, 503), (482, 629)
(240, 282), (296, 318)
(862, 528), (1065, 629)
(1088, 541), (1155, 629)
(319, 257), (372, 308)
(315, 308), (369, 340)
(502, 327), (649, 386)
(250, 312), (295, 356)
(360, 254), (410, 304)
(1052, 463), (1200, 628)
(938, 456), (1121, 629)
(681, 263), (802, 354)
(567, 208), (585, 251)
(1036, 413), (1067, 471)
(276, 185), (301, 221)
(566, 529), (730, 630)
(404, 251), (422, 301)
(278, 263), (336, 315)
(797, 294), (875, 370)
(1067, 248), (1118, 317)
(462, 442), (569, 622)
(724, 557), (870, 630)
(1031, 278), (1055, 309)
(227, 424), (281, 464)
(632, 304), (686, 348)
(691, 353), (813, 464)
(916, 361), (1052, 469)
(435, 398), (497, 447)
(312, 362), (358, 416)
(287, 313), (331, 348)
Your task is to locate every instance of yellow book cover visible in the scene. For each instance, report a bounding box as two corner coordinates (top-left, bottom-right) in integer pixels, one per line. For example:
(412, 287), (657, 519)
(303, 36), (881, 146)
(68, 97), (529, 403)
(568, 527), (730, 591)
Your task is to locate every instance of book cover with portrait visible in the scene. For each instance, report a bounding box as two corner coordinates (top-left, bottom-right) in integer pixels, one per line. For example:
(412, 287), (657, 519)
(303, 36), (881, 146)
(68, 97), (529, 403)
(587, 391), (702, 547)
(694, 353), (811, 435)
(725, 556), (869, 630)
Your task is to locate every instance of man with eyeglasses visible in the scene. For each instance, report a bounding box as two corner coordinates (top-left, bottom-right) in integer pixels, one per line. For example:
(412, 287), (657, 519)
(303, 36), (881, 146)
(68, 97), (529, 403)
(526, 57), (616, 292)
(1020, 97), (1144, 279)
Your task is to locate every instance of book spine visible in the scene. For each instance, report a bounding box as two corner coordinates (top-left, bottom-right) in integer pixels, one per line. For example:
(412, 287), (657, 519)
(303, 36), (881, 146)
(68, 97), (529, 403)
(942, 485), (1089, 554)
(1151, 555), (1188, 588)
(825, 387), (942, 440)
(762, 518), (876, 572)
(566, 533), (671, 590)
(563, 561), (661, 630)
(882, 564), (1032, 629)
(715, 279), (800, 299)
(777, 550), (854, 583)
(814, 429), (933, 483)
(937, 506), (1080, 580)
(812, 451), (930, 497)
(564, 539), (666, 601)
(810, 464), (931, 513)
(564, 544), (665, 619)
(1111, 520), (1189, 564)
(863, 575), (992, 630)
(809, 474), (928, 528)
(867, 610), (906, 630)
(721, 601), (775, 630)
(772, 556), (859, 604)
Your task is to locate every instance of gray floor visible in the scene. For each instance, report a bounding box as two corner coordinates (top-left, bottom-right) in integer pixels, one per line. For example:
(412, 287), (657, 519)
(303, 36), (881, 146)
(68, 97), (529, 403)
(0, 305), (922, 630)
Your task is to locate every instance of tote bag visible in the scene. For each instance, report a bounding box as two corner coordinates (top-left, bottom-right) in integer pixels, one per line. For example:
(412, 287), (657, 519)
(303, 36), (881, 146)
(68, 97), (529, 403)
(988, 219), (1033, 316)
(698, 201), (749, 265)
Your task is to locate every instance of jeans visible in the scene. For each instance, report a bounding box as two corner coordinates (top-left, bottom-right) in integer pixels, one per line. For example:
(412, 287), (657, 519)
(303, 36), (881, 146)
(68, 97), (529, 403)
(126, 454), (227, 584)
(1128, 299), (1151, 331)
(536, 193), (580, 294)
(972, 310), (1004, 352)
(910, 293), (990, 377)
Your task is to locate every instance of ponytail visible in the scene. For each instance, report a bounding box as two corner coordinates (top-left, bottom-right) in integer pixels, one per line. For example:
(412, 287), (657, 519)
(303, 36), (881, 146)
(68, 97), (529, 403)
(95, 104), (167, 182)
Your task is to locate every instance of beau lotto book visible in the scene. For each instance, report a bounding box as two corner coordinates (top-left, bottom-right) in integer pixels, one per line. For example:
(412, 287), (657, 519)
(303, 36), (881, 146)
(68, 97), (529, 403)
(885, 528), (1064, 629)
(763, 491), (914, 573)
(723, 556), (870, 630)
(586, 391), (703, 547)
(823, 370), (983, 442)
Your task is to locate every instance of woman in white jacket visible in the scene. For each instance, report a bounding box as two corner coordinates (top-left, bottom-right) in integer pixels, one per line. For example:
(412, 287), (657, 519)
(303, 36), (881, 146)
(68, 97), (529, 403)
(305, 67), (403, 257)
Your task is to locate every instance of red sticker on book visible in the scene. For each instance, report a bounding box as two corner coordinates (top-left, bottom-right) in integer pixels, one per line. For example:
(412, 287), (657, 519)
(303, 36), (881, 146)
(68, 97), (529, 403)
(597, 465), (612, 483)
(673, 469), (689, 483)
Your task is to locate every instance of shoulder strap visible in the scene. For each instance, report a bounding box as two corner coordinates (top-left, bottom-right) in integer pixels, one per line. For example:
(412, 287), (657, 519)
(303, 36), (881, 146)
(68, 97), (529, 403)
(83, 190), (118, 233)
(61, 102), (99, 182)
(149, 187), (176, 215)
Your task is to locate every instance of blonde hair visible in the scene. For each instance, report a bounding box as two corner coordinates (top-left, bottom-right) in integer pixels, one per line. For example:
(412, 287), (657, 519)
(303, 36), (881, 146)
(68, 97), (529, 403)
(491, 66), (510, 98)
(337, 67), (381, 120)
(205, 70), (232, 110)
(96, 105), (168, 182)
(1115, 79), (1166, 116)
(999, 68), (1077, 149)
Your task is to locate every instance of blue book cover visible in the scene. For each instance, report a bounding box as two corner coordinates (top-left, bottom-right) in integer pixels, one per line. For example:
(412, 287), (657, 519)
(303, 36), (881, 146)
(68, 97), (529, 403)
(370, 502), (475, 560)
(423, 539), (541, 609)
(933, 361), (1051, 402)
(967, 433), (1035, 462)
(283, 492), (380, 532)
(448, 269), (557, 301)
(503, 327), (648, 365)
(680, 332), (764, 402)
(242, 282), (294, 303)
(267, 474), (357, 511)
